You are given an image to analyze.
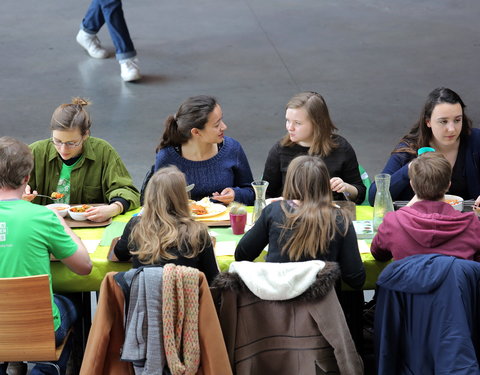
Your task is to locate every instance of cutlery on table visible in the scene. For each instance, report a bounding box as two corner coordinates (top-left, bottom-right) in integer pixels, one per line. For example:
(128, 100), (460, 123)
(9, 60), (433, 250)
(28, 194), (61, 201)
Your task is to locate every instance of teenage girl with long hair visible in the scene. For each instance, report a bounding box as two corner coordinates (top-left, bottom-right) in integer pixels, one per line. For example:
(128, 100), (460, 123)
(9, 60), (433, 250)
(236, 155), (366, 351)
(263, 92), (366, 204)
(114, 166), (219, 284)
(368, 87), (480, 207)
(236, 155), (365, 289)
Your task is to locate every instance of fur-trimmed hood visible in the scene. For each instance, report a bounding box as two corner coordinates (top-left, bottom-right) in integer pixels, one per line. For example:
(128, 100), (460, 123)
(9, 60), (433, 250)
(211, 261), (340, 302)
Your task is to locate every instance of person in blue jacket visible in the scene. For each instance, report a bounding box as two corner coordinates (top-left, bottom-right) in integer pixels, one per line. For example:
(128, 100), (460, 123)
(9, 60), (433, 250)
(153, 95), (255, 205)
(369, 87), (480, 208)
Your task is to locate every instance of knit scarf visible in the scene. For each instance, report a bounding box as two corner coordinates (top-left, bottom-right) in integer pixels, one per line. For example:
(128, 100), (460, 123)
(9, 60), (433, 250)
(162, 264), (200, 375)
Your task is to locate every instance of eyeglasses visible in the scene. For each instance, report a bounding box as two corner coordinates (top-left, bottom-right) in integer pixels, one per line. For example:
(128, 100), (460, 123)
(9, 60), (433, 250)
(50, 138), (83, 148)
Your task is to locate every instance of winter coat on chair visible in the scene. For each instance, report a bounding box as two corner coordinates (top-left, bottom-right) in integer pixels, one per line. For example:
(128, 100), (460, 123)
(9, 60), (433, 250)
(375, 254), (480, 375)
(211, 260), (364, 375)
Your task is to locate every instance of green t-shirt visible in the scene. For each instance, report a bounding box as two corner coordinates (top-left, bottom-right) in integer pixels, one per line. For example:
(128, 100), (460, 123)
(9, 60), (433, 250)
(0, 200), (78, 330)
(56, 157), (82, 204)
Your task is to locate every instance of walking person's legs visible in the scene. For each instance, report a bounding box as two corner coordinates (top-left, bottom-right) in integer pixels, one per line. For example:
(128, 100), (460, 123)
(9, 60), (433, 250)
(77, 0), (110, 59)
(76, 0), (141, 81)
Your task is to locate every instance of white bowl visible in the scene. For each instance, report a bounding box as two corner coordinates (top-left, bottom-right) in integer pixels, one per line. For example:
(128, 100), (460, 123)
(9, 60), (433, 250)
(46, 203), (70, 217)
(444, 194), (464, 211)
(68, 205), (92, 221)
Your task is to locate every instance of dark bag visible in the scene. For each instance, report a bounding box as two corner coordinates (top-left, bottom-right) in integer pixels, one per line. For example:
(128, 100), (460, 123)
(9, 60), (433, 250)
(140, 165), (155, 205)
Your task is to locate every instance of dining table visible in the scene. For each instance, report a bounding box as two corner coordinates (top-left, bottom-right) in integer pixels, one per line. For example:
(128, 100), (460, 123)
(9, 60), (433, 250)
(51, 205), (388, 293)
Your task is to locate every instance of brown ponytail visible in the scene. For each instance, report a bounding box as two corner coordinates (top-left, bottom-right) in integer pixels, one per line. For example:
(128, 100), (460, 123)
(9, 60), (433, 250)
(155, 95), (218, 151)
(156, 115), (188, 152)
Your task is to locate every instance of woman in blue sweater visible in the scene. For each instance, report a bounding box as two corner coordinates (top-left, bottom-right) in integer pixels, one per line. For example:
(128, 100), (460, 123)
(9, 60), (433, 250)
(153, 95), (254, 205)
(369, 87), (480, 208)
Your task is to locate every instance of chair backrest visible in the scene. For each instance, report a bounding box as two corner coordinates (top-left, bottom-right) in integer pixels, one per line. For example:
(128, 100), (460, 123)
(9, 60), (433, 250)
(212, 262), (364, 375)
(0, 275), (57, 361)
(374, 254), (480, 374)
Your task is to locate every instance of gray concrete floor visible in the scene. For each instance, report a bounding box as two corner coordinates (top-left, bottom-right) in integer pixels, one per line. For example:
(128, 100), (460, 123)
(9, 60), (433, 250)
(1, 0), (480, 189)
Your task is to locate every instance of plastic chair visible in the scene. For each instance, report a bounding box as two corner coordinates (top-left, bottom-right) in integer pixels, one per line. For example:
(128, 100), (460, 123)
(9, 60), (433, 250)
(0, 275), (71, 375)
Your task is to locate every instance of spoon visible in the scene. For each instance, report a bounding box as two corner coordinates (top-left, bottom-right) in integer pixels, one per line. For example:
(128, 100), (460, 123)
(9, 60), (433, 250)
(186, 184), (195, 193)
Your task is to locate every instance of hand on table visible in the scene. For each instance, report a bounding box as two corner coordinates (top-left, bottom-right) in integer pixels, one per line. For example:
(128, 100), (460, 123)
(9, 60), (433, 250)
(212, 188), (235, 205)
(85, 204), (122, 222)
(22, 185), (38, 202)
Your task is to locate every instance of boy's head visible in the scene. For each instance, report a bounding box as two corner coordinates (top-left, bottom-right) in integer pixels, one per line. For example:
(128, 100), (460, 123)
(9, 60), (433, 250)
(0, 137), (33, 190)
(408, 152), (451, 201)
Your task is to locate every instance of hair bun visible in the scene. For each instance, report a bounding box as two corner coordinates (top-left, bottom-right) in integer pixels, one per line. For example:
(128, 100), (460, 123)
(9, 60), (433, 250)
(71, 97), (91, 106)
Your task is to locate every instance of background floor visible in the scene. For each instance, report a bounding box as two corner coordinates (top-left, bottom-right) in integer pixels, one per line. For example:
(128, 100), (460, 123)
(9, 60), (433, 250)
(1, 0), (480, 189)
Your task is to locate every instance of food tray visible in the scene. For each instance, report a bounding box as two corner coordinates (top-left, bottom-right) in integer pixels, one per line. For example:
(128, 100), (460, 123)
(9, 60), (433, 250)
(65, 216), (112, 228)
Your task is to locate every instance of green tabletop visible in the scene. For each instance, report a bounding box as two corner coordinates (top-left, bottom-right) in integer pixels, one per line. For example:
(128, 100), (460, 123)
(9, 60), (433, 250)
(51, 205), (388, 292)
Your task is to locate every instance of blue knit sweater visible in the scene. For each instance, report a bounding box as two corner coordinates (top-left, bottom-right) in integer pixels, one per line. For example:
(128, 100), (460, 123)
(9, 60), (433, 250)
(154, 136), (255, 205)
(369, 128), (480, 205)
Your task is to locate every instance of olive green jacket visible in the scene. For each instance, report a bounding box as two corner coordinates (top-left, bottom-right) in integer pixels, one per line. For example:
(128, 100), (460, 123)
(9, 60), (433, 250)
(29, 137), (140, 209)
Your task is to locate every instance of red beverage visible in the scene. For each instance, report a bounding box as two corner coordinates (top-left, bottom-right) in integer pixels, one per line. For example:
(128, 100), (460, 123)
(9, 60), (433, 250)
(230, 213), (247, 235)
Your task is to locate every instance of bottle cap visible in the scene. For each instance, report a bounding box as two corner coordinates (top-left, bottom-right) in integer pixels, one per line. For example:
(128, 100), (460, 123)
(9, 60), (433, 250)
(417, 147), (435, 156)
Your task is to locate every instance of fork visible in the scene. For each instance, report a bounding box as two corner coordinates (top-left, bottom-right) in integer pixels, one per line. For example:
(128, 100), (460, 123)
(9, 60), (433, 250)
(30, 194), (61, 201)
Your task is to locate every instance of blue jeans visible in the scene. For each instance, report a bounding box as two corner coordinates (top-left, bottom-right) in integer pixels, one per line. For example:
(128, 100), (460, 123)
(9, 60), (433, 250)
(81, 0), (136, 60)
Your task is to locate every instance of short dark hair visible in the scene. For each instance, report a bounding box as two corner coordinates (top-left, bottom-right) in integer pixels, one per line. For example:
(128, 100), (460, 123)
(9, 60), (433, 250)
(408, 152), (451, 200)
(0, 137), (34, 189)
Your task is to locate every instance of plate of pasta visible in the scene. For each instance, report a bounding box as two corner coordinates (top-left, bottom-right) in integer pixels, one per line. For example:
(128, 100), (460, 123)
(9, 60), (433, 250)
(189, 197), (227, 218)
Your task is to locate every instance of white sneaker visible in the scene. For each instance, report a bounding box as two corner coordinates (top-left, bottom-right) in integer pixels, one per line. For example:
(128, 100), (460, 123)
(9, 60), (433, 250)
(76, 29), (109, 59)
(120, 58), (141, 82)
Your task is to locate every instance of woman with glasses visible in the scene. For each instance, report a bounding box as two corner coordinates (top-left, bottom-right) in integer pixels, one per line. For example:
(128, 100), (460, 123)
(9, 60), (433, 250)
(25, 97), (140, 222)
(263, 92), (366, 204)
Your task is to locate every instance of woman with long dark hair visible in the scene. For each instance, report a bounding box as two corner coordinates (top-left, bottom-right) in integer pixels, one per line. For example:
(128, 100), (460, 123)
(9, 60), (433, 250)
(152, 95), (254, 205)
(368, 87), (480, 207)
